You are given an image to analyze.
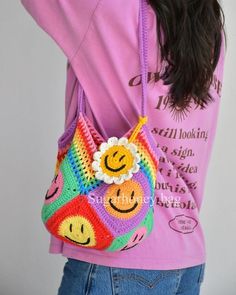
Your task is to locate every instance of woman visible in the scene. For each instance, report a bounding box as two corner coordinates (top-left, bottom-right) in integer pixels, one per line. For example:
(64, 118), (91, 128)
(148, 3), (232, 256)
(21, 0), (226, 294)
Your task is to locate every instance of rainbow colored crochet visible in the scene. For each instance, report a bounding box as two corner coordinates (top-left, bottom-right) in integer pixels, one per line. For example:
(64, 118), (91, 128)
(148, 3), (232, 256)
(41, 113), (158, 251)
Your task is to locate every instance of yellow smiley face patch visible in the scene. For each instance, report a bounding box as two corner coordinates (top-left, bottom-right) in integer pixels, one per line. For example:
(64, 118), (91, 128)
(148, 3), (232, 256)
(92, 137), (140, 184)
(58, 216), (96, 246)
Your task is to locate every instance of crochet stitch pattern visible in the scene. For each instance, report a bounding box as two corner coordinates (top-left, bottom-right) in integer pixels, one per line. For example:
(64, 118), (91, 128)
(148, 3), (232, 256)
(41, 113), (158, 249)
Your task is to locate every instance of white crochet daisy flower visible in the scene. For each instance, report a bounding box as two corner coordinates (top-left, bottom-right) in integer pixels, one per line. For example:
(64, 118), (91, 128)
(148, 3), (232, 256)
(91, 137), (140, 184)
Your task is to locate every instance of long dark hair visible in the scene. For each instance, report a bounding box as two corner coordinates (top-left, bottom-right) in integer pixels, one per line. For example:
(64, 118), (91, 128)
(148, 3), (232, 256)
(148, 0), (226, 109)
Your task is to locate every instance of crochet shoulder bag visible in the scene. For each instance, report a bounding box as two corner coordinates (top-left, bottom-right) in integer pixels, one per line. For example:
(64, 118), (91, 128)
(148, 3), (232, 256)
(41, 0), (159, 252)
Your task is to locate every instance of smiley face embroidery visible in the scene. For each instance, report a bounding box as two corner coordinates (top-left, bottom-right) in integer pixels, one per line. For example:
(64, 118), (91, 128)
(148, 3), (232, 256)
(104, 179), (144, 219)
(120, 227), (147, 251)
(92, 137), (140, 184)
(58, 216), (96, 247)
(102, 146), (133, 174)
(44, 170), (63, 204)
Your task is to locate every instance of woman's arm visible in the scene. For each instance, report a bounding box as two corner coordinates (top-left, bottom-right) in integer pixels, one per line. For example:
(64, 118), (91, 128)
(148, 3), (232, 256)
(20, 0), (101, 62)
(20, 0), (101, 253)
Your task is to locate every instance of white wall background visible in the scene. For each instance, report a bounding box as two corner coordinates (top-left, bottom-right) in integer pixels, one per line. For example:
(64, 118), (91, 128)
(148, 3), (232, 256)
(0, 1), (235, 294)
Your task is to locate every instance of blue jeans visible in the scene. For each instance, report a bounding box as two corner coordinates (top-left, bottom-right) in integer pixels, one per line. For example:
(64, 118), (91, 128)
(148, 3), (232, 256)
(58, 258), (205, 295)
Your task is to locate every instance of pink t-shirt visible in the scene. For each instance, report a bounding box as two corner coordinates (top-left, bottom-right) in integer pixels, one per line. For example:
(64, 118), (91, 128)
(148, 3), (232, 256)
(21, 0), (225, 270)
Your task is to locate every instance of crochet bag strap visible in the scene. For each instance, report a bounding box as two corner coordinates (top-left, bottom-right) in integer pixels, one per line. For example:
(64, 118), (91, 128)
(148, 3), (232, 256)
(77, 0), (148, 118)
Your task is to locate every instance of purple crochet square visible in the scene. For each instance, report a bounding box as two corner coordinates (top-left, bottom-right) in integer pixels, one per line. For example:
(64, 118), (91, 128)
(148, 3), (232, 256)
(87, 171), (151, 237)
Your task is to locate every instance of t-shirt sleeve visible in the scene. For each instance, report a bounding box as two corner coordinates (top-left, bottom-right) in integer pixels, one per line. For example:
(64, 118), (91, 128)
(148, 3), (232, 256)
(20, 0), (100, 62)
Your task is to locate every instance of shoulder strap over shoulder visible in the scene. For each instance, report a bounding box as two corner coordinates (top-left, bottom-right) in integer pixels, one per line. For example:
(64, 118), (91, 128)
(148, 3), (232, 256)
(77, 0), (149, 118)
